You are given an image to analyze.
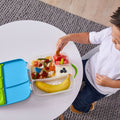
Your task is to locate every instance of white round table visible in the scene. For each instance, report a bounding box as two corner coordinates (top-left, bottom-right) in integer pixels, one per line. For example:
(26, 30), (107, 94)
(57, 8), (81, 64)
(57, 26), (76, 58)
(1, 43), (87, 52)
(0, 21), (83, 120)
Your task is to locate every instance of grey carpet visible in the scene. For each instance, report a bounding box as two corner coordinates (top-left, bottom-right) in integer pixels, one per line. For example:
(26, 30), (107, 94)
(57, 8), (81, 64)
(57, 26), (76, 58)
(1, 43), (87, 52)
(0, 0), (120, 120)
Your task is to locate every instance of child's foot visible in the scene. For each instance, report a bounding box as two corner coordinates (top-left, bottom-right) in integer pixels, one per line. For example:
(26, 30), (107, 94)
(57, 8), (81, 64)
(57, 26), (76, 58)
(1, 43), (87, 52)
(90, 101), (97, 111)
(59, 114), (64, 120)
(70, 105), (83, 113)
(70, 101), (97, 113)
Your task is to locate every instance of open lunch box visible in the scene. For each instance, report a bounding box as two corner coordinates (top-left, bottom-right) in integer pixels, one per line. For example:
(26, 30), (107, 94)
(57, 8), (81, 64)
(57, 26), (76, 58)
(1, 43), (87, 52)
(0, 52), (78, 107)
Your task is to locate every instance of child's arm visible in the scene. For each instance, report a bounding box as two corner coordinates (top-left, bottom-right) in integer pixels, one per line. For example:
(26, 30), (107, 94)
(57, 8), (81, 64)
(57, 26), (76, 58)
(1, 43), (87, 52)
(96, 73), (120, 88)
(56, 33), (91, 51)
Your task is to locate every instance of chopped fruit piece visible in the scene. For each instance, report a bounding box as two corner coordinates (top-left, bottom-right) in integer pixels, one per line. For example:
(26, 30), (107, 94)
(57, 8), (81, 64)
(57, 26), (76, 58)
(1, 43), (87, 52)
(33, 61), (39, 67)
(63, 59), (69, 64)
(41, 71), (48, 78)
(36, 74), (40, 79)
(45, 67), (49, 70)
(53, 55), (58, 61)
(44, 59), (49, 63)
(55, 61), (60, 65)
(53, 54), (69, 65)
(31, 73), (35, 79)
(39, 63), (42, 67)
(53, 55), (61, 61)
(49, 66), (55, 71)
(34, 73), (40, 79)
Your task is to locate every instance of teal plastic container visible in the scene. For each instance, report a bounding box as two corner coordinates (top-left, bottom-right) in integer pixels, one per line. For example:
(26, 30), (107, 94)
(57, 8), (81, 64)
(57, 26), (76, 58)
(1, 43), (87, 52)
(0, 59), (31, 106)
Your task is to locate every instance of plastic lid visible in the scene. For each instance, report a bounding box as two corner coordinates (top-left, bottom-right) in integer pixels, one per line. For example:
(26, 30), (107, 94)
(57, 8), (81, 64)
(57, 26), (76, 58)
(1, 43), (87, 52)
(0, 59), (31, 106)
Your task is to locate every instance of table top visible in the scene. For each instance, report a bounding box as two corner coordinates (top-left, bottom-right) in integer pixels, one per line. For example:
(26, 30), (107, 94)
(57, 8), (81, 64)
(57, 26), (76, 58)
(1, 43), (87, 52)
(0, 20), (83, 120)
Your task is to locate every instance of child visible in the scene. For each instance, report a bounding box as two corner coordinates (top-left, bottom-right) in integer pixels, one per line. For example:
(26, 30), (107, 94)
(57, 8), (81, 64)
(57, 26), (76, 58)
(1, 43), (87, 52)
(56, 7), (120, 113)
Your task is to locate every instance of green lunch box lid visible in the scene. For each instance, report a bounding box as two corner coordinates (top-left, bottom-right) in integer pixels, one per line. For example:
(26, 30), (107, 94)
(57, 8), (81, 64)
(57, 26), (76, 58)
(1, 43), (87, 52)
(0, 59), (32, 106)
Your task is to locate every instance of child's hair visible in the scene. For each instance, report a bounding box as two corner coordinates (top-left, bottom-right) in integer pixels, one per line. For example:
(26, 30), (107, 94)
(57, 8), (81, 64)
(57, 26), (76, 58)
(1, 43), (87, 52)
(110, 7), (120, 29)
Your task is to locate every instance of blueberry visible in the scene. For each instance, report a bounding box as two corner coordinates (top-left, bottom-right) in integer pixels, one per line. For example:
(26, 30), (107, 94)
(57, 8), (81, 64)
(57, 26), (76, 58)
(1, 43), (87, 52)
(63, 67), (66, 70)
(64, 70), (67, 73)
(60, 70), (63, 73)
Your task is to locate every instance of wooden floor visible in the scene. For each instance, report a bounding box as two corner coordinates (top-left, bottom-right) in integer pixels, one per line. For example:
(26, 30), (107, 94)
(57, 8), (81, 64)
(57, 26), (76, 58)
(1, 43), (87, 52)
(40, 0), (120, 27)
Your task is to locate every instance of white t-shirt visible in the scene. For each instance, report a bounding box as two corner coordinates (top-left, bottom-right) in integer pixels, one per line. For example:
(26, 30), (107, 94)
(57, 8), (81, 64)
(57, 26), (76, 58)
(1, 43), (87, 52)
(85, 27), (120, 95)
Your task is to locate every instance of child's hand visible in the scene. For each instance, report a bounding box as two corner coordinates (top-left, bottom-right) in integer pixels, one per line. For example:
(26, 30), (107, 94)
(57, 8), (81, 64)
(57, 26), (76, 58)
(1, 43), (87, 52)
(56, 36), (69, 51)
(96, 73), (113, 87)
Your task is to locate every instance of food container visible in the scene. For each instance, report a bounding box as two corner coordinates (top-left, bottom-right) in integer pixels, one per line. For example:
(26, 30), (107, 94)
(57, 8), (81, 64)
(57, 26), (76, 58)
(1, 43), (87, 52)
(30, 53), (74, 96)
(0, 53), (77, 106)
(29, 53), (72, 80)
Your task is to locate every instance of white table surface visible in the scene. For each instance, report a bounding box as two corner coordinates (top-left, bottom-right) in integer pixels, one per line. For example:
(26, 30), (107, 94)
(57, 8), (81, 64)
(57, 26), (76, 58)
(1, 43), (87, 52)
(0, 20), (83, 120)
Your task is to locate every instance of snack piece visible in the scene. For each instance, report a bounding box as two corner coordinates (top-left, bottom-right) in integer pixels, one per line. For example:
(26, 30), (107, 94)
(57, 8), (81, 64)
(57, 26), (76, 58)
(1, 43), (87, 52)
(56, 48), (61, 56)
(53, 54), (69, 65)
(35, 74), (71, 93)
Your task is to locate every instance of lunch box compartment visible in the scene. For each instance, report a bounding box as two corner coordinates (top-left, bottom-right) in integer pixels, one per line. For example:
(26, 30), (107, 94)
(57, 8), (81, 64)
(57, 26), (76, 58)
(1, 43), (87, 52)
(29, 53), (72, 81)
(32, 74), (74, 96)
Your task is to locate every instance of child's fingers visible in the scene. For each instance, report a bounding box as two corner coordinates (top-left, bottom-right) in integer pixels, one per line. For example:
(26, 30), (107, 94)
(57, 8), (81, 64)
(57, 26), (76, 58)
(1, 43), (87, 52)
(56, 41), (61, 50)
(56, 48), (61, 55)
(56, 38), (64, 50)
(56, 41), (68, 51)
(112, 39), (117, 44)
(96, 74), (101, 79)
(56, 36), (69, 52)
(61, 42), (68, 50)
(96, 78), (101, 85)
(96, 73), (100, 77)
(56, 43), (63, 51)
(96, 73), (104, 79)
(96, 77), (99, 81)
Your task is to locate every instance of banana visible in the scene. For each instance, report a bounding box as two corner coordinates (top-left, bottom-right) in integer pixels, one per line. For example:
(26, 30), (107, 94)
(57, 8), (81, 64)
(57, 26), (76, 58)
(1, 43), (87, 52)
(35, 74), (71, 93)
